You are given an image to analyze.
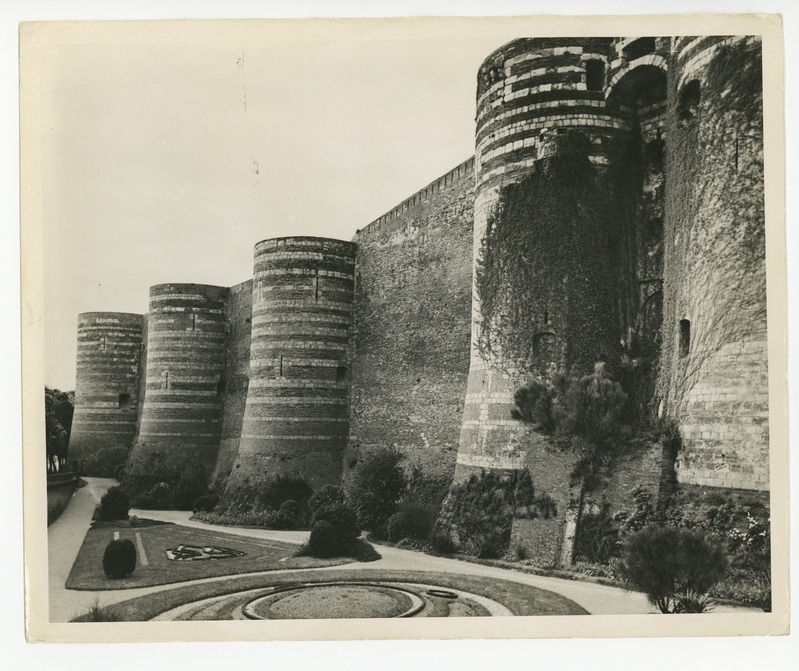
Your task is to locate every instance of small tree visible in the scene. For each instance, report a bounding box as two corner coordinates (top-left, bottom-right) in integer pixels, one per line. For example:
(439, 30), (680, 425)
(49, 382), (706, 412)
(45, 387), (74, 472)
(348, 447), (406, 532)
(618, 525), (727, 613)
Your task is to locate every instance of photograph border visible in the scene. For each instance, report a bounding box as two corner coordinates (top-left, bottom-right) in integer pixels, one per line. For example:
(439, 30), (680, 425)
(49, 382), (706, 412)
(20, 12), (787, 643)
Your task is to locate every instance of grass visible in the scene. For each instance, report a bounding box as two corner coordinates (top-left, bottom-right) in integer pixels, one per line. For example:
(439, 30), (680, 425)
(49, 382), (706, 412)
(66, 518), (352, 590)
(73, 568), (589, 621)
(71, 598), (124, 622)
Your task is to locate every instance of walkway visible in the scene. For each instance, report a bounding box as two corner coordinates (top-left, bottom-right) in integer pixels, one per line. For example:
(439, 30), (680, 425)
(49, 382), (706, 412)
(48, 478), (758, 621)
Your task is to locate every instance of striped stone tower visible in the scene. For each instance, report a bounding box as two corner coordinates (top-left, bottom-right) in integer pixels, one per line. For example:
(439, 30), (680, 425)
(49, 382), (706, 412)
(455, 38), (635, 480)
(220, 236), (356, 498)
(68, 312), (144, 475)
(659, 36), (768, 491)
(123, 283), (229, 487)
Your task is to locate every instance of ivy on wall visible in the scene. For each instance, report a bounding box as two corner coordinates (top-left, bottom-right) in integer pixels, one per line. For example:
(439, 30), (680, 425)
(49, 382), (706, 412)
(658, 40), (766, 414)
(474, 130), (641, 379)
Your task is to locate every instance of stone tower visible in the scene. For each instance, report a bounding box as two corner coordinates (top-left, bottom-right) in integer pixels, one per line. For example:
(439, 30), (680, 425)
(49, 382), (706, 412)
(658, 36), (767, 491)
(68, 312), (144, 475)
(219, 236), (356, 500)
(455, 37), (657, 480)
(123, 283), (229, 488)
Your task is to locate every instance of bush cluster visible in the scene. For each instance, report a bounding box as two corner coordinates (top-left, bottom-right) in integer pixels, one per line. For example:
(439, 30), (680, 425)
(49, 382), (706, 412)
(297, 486), (379, 562)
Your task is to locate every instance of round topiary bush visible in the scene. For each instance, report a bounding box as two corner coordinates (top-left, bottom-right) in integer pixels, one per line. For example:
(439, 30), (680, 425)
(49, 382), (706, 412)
(102, 538), (137, 579)
(274, 499), (304, 529)
(98, 486), (130, 521)
(307, 520), (340, 558)
(311, 502), (360, 543)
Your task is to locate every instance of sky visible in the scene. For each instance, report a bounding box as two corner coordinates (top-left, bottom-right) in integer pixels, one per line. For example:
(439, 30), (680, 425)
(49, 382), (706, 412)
(36, 19), (527, 389)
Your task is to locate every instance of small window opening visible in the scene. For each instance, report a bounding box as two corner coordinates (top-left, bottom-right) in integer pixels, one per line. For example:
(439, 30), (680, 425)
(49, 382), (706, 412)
(734, 131), (739, 171)
(278, 355), (284, 378)
(543, 310), (550, 326)
(118, 393), (131, 409)
(314, 270), (320, 301)
(679, 319), (691, 357)
(678, 80), (701, 123)
(585, 60), (605, 91)
(163, 371), (170, 390)
(99, 335), (106, 351)
(336, 366), (347, 383)
(216, 376), (225, 396)
(191, 313), (196, 331)
(622, 37), (656, 61)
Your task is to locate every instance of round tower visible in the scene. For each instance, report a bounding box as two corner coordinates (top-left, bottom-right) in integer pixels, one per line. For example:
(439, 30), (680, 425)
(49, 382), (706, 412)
(220, 236), (356, 499)
(68, 312), (144, 475)
(659, 36), (767, 491)
(123, 283), (229, 488)
(456, 38), (638, 478)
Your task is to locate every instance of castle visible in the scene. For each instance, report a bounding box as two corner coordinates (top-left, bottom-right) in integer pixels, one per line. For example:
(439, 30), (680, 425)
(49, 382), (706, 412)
(67, 36), (768, 564)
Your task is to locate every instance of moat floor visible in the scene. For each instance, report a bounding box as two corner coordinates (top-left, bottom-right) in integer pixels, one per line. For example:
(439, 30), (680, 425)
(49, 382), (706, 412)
(48, 478), (758, 622)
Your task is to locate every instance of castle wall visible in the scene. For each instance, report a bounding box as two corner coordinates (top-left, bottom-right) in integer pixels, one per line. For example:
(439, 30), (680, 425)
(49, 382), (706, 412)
(68, 312), (144, 475)
(211, 279), (253, 488)
(124, 283), (229, 486)
(659, 36), (767, 491)
(346, 159), (475, 484)
(221, 237), (356, 497)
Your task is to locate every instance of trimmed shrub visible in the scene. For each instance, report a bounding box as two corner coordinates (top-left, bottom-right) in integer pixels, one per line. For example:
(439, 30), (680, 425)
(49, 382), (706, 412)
(102, 538), (137, 579)
(311, 502), (360, 543)
(618, 525), (727, 613)
(348, 538), (381, 562)
(348, 447), (406, 531)
(308, 485), (346, 514)
(274, 499), (304, 530)
(306, 520), (339, 558)
(98, 486), (129, 521)
(192, 494), (219, 513)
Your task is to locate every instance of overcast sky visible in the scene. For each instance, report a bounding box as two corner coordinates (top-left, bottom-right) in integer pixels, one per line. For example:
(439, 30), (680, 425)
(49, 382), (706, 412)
(36, 19), (538, 389)
(34, 16), (777, 390)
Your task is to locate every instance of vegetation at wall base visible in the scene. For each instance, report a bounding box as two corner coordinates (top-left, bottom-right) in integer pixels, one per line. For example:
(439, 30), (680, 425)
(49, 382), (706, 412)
(348, 446), (406, 532)
(97, 485), (130, 521)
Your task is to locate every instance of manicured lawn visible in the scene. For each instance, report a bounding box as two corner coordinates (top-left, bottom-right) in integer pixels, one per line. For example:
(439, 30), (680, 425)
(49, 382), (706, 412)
(79, 568), (589, 620)
(66, 518), (351, 590)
